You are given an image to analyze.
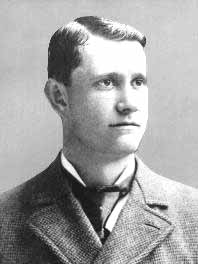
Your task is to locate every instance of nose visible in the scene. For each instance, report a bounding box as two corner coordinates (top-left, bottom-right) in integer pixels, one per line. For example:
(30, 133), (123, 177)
(116, 86), (138, 115)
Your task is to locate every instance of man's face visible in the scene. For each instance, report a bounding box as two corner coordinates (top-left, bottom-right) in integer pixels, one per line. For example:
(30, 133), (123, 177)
(66, 35), (148, 157)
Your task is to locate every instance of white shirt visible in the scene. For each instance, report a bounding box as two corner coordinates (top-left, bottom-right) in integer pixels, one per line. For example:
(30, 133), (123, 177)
(61, 152), (134, 232)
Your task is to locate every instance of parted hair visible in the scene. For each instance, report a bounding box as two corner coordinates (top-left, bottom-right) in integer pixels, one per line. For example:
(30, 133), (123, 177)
(48, 16), (146, 86)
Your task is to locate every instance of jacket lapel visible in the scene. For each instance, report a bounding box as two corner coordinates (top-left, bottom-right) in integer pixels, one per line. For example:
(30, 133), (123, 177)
(27, 154), (102, 264)
(94, 157), (174, 264)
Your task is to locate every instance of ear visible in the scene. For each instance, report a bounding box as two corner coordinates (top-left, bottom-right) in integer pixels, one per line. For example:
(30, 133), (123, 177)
(44, 78), (68, 117)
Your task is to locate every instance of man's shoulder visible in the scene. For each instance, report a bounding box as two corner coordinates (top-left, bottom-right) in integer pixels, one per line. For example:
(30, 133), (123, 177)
(153, 169), (198, 202)
(0, 170), (46, 224)
(0, 154), (62, 223)
(135, 157), (198, 213)
(148, 167), (198, 196)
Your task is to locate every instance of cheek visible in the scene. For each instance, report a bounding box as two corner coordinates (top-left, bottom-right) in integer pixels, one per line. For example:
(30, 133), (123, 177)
(70, 96), (108, 129)
(69, 86), (115, 127)
(85, 97), (112, 124)
(85, 92), (114, 116)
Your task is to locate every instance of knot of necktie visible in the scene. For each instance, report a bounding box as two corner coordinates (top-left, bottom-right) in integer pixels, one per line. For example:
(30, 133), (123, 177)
(86, 185), (129, 197)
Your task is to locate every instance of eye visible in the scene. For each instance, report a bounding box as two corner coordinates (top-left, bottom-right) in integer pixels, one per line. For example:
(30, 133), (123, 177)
(96, 78), (115, 90)
(132, 78), (145, 89)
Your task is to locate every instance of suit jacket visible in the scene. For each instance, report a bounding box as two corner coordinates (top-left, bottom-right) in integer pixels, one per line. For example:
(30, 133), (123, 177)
(0, 153), (198, 264)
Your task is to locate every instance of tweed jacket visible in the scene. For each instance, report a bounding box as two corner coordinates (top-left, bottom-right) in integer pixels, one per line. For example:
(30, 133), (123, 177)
(0, 153), (198, 264)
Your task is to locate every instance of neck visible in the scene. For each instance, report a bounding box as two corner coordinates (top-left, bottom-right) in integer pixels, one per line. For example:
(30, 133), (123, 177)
(62, 139), (136, 187)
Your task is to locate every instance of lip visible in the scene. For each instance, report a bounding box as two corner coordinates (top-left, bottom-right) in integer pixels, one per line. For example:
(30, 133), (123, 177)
(109, 122), (140, 127)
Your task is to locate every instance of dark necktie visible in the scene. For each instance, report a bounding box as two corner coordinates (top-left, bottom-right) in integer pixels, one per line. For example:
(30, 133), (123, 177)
(69, 174), (133, 243)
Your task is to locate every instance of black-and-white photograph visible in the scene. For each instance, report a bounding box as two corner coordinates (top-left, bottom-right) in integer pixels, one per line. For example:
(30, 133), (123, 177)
(0, 0), (198, 263)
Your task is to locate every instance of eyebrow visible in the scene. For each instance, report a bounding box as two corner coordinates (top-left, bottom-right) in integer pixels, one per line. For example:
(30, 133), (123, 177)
(90, 72), (119, 82)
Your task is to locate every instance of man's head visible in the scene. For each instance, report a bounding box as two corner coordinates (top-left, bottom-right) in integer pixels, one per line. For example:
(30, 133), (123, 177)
(45, 16), (148, 158)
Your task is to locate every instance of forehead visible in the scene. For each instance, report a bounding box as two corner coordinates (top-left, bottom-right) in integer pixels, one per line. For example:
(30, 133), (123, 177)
(76, 35), (146, 77)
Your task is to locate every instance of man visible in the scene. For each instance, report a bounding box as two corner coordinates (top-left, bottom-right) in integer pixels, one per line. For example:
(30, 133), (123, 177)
(0, 16), (198, 264)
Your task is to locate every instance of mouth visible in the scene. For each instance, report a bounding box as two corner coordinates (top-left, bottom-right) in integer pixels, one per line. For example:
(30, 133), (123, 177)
(109, 122), (140, 127)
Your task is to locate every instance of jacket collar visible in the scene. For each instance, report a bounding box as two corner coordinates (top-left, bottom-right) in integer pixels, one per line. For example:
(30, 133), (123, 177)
(27, 153), (174, 264)
(134, 156), (169, 207)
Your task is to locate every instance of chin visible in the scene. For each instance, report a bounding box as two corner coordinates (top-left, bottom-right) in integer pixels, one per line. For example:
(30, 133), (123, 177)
(115, 133), (145, 154)
(111, 141), (140, 156)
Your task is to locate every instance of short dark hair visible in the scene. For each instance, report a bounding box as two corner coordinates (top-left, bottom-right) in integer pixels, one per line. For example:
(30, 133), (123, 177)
(48, 16), (146, 86)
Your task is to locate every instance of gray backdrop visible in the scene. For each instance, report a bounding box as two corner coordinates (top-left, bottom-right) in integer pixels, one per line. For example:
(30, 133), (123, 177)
(1, 0), (198, 192)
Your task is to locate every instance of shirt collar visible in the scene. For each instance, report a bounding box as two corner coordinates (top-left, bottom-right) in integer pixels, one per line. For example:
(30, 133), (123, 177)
(61, 151), (135, 187)
(61, 151), (86, 186)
